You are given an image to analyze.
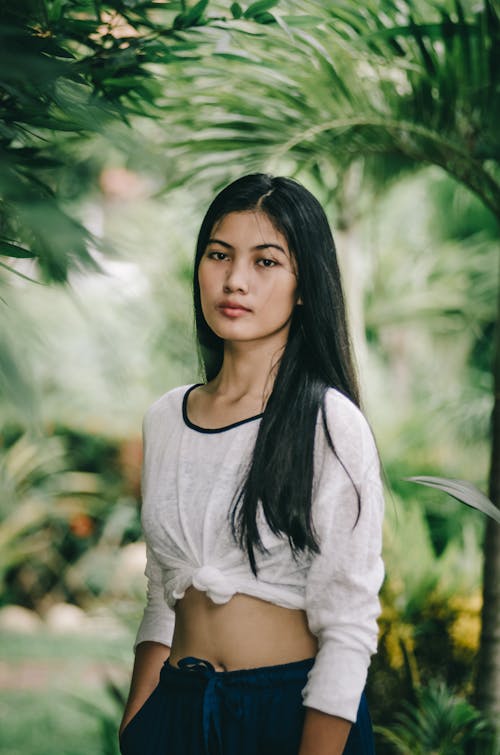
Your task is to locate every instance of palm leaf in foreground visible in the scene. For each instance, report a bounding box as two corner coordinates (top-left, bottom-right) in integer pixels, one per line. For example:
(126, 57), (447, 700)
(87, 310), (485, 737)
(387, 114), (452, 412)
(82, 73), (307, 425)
(405, 476), (500, 524)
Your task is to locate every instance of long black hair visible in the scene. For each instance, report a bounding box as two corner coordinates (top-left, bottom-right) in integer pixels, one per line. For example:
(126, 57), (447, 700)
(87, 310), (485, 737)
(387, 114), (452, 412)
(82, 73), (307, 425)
(193, 174), (360, 575)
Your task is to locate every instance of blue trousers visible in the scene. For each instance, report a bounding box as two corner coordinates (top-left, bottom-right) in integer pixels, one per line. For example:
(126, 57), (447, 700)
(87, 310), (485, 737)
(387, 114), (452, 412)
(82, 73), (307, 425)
(119, 655), (375, 755)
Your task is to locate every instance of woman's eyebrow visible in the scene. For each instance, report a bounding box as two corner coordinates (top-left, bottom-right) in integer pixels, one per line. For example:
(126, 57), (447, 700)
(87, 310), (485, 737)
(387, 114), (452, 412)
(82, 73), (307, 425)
(208, 238), (287, 255)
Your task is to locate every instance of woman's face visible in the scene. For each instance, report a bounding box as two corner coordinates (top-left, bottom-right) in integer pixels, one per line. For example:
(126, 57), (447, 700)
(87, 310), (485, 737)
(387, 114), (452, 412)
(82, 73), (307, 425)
(198, 210), (300, 351)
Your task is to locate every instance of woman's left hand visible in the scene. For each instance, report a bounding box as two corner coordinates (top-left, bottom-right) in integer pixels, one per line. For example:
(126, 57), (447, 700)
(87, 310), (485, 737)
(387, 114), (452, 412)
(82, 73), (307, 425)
(298, 707), (352, 755)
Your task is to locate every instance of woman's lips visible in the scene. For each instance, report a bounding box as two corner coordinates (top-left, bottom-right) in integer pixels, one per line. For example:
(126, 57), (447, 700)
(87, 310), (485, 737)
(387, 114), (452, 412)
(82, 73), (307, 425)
(217, 303), (251, 317)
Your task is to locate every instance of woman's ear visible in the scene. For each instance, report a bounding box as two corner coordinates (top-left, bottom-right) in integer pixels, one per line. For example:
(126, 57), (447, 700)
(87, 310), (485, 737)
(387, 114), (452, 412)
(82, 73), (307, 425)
(296, 294), (303, 306)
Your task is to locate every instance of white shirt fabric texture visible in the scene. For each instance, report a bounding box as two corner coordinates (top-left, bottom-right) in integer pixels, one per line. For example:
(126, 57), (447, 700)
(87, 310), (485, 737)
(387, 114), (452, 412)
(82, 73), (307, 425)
(134, 383), (385, 723)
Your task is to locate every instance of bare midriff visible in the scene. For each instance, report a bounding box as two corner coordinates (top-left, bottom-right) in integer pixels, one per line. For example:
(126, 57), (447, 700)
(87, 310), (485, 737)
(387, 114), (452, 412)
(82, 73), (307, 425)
(168, 585), (318, 671)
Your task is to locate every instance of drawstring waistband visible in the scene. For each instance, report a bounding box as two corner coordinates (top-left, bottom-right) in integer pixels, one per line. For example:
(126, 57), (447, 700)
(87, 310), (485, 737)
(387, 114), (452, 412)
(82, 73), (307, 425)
(161, 654), (315, 755)
(175, 656), (243, 755)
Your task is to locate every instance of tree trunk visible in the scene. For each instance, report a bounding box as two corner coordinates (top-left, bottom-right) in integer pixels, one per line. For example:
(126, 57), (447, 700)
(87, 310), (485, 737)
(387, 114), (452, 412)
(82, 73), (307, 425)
(475, 253), (500, 732)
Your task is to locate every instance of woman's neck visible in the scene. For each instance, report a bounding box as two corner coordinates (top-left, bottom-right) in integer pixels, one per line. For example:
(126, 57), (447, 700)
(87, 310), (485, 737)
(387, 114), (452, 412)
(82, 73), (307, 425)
(208, 341), (285, 406)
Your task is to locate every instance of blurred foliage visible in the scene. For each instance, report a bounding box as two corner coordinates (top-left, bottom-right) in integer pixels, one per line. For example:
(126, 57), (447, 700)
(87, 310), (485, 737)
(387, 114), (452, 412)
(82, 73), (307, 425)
(364, 169), (497, 436)
(0, 688), (106, 755)
(0, 188), (200, 435)
(368, 493), (483, 715)
(153, 0), (500, 213)
(0, 627), (131, 755)
(367, 496), (500, 752)
(0, 424), (141, 610)
(0, 0), (282, 282)
(75, 677), (126, 755)
(0, 0), (276, 415)
(376, 679), (497, 754)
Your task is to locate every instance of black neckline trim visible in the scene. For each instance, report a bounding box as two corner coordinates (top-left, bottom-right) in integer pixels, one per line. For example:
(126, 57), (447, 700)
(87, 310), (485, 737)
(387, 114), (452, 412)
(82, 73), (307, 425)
(182, 383), (264, 434)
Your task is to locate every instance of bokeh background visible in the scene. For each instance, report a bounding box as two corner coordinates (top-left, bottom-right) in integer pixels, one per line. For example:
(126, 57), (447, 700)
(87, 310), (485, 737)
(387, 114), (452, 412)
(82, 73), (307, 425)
(1, 1), (499, 753)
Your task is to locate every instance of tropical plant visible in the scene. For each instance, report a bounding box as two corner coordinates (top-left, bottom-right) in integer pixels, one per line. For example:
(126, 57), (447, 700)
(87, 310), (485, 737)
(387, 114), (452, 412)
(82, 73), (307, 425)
(1, 0), (254, 281)
(0, 430), (97, 604)
(370, 491), (484, 721)
(375, 680), (498, 755)
(0, 0), (275, 414)
(0, 426), (139, 610)
(407, 478), (500, 525)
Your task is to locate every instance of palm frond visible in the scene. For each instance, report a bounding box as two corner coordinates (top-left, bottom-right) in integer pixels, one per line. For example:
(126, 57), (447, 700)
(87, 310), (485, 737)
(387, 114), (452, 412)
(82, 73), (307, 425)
(405, 476), (500, 524)
(154, 0), (500, 214)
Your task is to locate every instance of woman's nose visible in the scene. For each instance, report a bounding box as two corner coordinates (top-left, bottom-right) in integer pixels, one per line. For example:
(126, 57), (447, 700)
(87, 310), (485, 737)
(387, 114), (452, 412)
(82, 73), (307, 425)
(223, 261), (249, 293)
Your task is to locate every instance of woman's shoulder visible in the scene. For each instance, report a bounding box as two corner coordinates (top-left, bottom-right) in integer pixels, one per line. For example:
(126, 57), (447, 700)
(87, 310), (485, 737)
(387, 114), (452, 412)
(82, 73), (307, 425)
(322, 386), (368, 426)
(143, 383), (197, 427)
(319, 387), (378, 467)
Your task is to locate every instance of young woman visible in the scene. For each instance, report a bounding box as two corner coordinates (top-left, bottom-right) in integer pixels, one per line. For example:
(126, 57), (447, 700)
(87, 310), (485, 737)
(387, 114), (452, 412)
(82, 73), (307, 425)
(118, 174), (385, 755)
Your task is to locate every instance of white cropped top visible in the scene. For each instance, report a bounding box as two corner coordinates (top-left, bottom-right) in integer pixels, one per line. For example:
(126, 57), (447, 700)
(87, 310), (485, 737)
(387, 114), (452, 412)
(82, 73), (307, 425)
(134, 383), (385, 722)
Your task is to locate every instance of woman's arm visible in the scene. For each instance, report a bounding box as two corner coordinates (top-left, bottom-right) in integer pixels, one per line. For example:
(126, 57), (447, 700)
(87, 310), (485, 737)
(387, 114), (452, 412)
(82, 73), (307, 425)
(300, 392), (385, 726)
(119, 640), (171, 737)
(299, 708), (352, 755)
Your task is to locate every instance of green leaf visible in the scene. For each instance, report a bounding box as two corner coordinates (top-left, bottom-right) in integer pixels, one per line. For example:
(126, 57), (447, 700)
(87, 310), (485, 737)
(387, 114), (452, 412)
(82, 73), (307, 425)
(174, 0), (209, 29)
(0, 242), (36, 259)
(14, 117), (81, 132)
(62, 18), (101, 34)
(243, 0), (280, 20)
(102, 77), (148, 89)
(405, 476), (500, 524)
(0, 260), (41, 284)
(46, 0), (64, 23)
(213, 51), (262, 63)
(231, 2), (243, 18)
(280, 15), (324, 28)
(253, 11), (275, 24)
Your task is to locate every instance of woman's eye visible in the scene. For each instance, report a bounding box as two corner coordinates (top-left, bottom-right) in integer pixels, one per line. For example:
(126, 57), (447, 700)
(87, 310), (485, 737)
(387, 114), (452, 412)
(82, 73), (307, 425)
(257, 258), (277, 268)
(208, 251), (228, 261)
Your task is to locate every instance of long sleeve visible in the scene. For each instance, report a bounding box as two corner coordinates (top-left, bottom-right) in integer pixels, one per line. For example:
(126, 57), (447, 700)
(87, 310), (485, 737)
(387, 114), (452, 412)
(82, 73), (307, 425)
(133, 408), (176, 653)
(133, 542), (176, 652)
(301, 392), (385, 722)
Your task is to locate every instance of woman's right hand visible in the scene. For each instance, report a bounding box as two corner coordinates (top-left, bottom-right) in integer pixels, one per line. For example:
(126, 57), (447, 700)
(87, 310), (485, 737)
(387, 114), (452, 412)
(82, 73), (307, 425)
(119, 641), (171, 740)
